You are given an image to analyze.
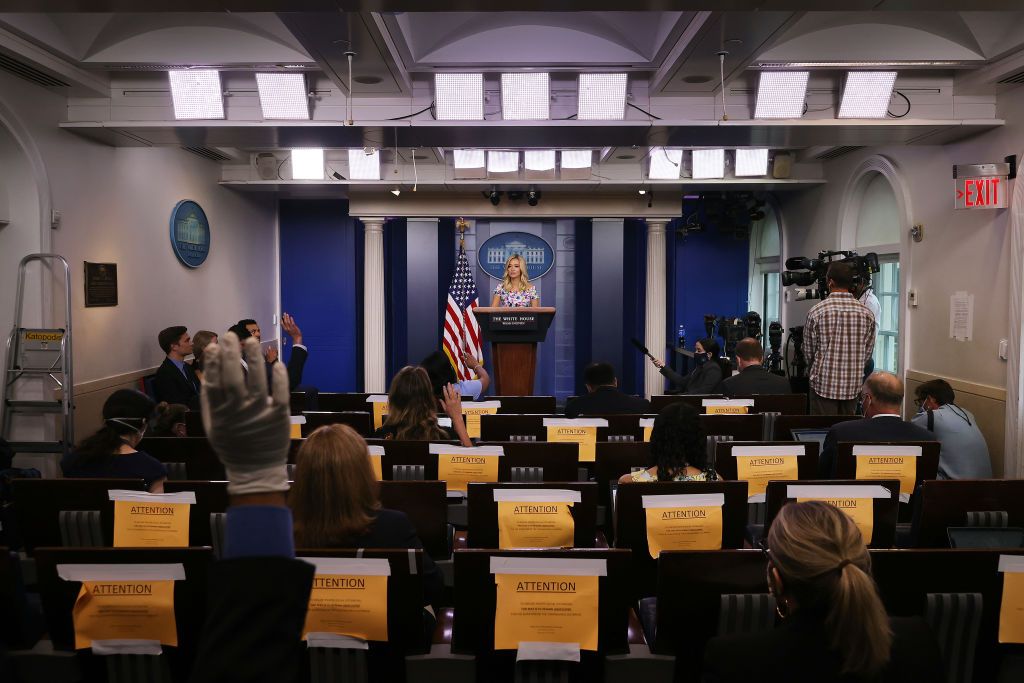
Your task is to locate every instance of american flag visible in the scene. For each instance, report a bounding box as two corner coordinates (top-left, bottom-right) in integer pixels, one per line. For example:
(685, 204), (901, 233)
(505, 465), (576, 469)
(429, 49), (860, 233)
(443, 243), (483, 381)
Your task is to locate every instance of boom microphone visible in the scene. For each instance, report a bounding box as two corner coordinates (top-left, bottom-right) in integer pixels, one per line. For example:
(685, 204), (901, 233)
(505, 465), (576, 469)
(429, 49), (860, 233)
(630, 337), (657, 361)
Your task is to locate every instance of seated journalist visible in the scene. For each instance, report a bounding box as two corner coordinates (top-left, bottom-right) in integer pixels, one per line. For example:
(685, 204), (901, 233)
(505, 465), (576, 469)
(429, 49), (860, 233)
(649, 337), (729, 395)
(715, 338), (791, 396)
(565, 362), (650, 417)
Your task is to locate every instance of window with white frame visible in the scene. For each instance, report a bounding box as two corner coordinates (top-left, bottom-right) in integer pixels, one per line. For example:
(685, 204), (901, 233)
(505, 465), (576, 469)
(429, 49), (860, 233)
(749, 207), (781, 338)
(872, 256), (900, 373)
(854, 172), (902, 373)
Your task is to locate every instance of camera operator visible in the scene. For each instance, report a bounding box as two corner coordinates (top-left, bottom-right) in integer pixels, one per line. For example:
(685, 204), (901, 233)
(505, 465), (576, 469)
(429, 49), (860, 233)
(803, 262), (877, 415)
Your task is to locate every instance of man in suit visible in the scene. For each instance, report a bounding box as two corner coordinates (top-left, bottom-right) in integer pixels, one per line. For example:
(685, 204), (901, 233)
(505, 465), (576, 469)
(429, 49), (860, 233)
(229, 314), (308, 390)
(153, 325), (200, 409)
(819, 371), (933, 478)
(716, 338), (791, 396)
(565, 362), (650, 417)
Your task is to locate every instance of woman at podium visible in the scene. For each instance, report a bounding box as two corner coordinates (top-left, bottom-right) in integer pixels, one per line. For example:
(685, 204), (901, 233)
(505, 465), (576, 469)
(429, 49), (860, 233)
(490, 254), (539, 307)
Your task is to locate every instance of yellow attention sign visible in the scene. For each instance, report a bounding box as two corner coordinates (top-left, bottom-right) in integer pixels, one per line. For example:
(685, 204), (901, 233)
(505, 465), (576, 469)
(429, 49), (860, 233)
(370, 454), (383, 480)
(706, 405), (749, 415)
(497, 501), (575, 549)
(463, 404), (500, 439)
(644, 505), (723, 558)
(73, 580), (177, 649)
(1001, 572), (1024, 643)
(303, 574), (389, 642)
(798, 497), (874, 544)
(736, 455), (799, 498)
(855, 455), (917, 496)
(494, 574), (599, 651)
(113, 501), (190, 548)
(290, 422), (303, 439)
(369, 401), (390, 430)
(643, 427), (653, 442)
(547, 426), (598, 462)
(437, 452), (500, 493)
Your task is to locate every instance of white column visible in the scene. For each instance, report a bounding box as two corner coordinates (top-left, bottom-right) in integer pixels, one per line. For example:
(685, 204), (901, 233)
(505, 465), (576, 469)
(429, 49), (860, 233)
(1005, 182), (1024, 478)
(362, 218), (386, 393)
(644, 220), (668, 400)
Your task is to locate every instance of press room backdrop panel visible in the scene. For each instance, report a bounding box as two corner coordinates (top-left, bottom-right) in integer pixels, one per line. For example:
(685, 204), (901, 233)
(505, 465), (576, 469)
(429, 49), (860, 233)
(279, 199), (361, 391)
(668, 220), (751, 365)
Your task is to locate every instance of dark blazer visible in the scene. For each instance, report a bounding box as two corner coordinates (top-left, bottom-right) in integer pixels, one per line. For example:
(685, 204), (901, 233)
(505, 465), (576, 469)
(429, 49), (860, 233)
(703, 614), (943, 683)
(717, 365), (791, 397)
(565, 386), (651, 418)
(190, 556), (314, 683)
(819, 415), (935, 478)
(153, 357), (200, 410)
(285, 345), (308, 389)
(660, 361), (723, 395)
(337, 508), (444, 607)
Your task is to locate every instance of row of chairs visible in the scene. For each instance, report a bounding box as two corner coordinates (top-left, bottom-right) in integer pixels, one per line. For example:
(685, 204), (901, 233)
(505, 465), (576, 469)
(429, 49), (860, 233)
(286, 392), (809, 417)
(188, 409), (840, 440)
(10, 544), (1024, 683)
(11, 475), (1024, 562)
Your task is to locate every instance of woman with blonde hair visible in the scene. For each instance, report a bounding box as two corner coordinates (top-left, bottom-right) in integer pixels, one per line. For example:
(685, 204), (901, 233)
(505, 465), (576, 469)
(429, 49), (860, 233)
(703, 500), (941, 682)
(290, 424), (443, 605)
(375, 366), (473, 446)
(491, 253), (539, 308)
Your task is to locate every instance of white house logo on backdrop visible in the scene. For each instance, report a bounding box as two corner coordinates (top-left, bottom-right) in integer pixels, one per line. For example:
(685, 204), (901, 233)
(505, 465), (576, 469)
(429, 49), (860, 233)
(478, 232), (555, 280)
(169, 200), (211, 268)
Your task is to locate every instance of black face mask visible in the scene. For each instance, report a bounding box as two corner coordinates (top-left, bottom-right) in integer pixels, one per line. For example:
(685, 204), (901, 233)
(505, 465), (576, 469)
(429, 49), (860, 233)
(695, 353), (709, 365)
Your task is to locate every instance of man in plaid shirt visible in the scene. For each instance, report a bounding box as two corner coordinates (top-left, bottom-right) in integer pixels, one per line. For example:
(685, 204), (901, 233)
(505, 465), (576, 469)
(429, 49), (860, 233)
(803, 262), (877, 415)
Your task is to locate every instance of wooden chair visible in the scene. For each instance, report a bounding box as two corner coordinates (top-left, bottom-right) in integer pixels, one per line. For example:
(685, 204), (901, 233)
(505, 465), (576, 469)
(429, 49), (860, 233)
(769, 414), (859, 441)
(301, 411), (373, 437)
(731, 394), (808, 415)
(316, 392), (372, 413)
(139, 437), (225, 480)
(712, 441), (820, 486)
(762, 479), (902, 548)
(650, 394), (721, 413)
(479, 414), (546, 441)
(490, 396), (556, 414)
(912, 479), (1024, 548)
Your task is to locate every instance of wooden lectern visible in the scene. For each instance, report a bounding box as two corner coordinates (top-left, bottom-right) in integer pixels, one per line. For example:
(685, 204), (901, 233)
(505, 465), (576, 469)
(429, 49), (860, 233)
(473, 307), (556, 396)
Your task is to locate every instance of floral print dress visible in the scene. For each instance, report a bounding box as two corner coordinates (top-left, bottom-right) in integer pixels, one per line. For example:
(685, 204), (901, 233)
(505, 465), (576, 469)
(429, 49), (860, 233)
(494, 284), (538, 307)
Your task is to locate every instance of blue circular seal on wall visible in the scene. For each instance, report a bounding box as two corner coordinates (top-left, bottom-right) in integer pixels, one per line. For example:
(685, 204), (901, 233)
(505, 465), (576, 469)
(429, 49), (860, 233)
(169, 200), (210, 268)
(478, 231), (555, 280)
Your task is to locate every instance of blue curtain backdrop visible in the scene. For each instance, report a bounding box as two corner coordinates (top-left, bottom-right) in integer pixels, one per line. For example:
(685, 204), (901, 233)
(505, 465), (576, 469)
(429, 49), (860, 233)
(384, 218), (407, 381)
(279, 200), (361, 391)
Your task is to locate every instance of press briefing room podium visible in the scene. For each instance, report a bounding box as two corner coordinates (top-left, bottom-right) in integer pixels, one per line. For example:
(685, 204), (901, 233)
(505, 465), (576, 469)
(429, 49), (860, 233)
(473, 307), (556, 396)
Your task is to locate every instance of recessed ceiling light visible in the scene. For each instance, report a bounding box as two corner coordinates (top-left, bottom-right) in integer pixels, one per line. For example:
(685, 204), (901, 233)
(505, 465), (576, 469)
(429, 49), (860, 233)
(168, 69), (224, 120)
(682, 75), (713, 84)
(577, 73), (628, 120)
(354, 75), (384, 85)
(616, 154), (636, 160)
(291, 148), (324, 180)
(487, 151), (519, 174)
(754, 71), (808, 119)
(501, 73), (550, 120)
(692, 149), (725, 179)
(255, 73), (310, 120)
(347, 148), (380, 180)
(734, 149), (770, 177)
(648, 148), (682, 180)
(838, 71), (897, 119)
(434, 73), (484, 121)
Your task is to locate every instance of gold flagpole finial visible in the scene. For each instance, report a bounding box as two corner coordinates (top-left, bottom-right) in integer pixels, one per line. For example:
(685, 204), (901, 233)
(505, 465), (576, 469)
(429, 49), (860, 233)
(456, 217), (468, 248)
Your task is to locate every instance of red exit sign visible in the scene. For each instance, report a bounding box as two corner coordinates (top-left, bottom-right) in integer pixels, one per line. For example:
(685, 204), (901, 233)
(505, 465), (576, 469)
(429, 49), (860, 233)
(953, 161), (1012, 210)
(955, 177), (1006, 209)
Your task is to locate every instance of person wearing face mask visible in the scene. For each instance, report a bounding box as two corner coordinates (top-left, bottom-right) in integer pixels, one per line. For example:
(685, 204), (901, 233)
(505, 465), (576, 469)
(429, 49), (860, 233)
(910, 379), (992, 479)
(62, 389), (167, 492)
(649, 337), (729, 394)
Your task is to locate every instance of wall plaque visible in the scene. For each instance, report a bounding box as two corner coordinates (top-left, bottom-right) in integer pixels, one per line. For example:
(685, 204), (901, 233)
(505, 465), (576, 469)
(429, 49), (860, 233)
(84, 262), (118, 307)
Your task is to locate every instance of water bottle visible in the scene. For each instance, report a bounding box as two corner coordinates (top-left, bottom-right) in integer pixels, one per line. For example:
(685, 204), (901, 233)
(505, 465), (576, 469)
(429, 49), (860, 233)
(677, 324), (686, 350)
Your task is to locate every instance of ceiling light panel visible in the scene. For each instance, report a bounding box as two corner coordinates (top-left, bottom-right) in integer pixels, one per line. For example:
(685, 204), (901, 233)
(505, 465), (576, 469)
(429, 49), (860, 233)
(754, 71), (808, 119)
(838, 71), (897, 119)
(648, 148), (682, 180)
(348, 148), (380, 180)
(256, 73), (310, 120)
(692, 149), (725, 179)
(734, 149), (769, 177)
(577, 73), (628, 120)
(168, 69), (224, 120)
(453, 149), (486, 169)
(525, 150), (556, 171)
(501, 72), (550, 120)
(560, 150), (592, 169)
(291, 148), (324, 180)
(434, 73), (484, 121)
(487, 151), (519, 174)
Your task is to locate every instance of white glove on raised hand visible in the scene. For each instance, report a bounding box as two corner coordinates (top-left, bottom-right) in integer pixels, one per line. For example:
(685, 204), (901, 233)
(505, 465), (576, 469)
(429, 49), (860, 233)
(200, 331), (291, 495)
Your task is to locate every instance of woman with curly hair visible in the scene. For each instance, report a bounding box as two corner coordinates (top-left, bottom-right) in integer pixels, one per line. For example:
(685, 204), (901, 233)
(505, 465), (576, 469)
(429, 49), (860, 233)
(374, 365), (473, 447)
(619, 401), (718, 482)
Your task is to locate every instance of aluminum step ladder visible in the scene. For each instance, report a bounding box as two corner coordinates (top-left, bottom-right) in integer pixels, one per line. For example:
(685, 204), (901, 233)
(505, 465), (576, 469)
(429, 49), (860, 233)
(2, 254), (74, 457)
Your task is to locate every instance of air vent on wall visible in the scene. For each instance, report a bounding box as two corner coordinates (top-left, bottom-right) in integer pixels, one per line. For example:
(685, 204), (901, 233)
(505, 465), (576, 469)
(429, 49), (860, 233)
(814, 146), (863, 161)
(182, 146), (231, 162)
(0, 53), (70, 88)
(997, 70), (1024, 85)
